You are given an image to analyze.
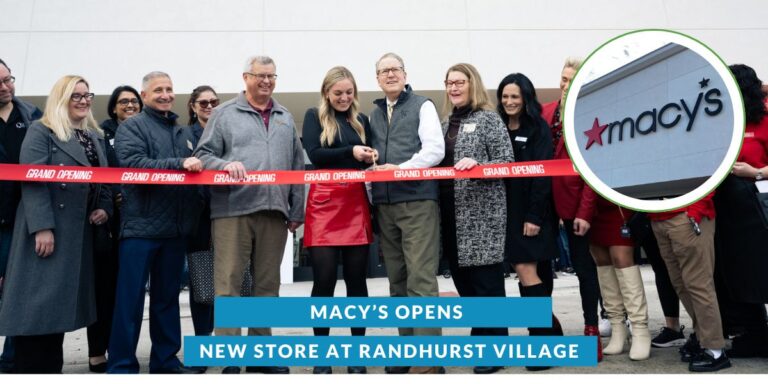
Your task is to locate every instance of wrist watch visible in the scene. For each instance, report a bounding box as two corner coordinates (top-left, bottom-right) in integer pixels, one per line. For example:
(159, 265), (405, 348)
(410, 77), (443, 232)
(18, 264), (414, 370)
(757, 170), (764, 181)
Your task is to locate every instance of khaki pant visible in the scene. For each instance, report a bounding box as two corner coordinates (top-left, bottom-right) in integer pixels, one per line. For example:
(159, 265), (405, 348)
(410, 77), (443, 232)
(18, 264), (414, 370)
(376, 200), (441, 337)
(212, 211), (288, 337)
(651, 213), (724, 349)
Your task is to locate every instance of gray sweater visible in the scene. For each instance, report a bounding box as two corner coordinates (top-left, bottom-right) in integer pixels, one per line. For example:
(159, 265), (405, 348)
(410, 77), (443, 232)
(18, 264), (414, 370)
(194, 92), (305, 222)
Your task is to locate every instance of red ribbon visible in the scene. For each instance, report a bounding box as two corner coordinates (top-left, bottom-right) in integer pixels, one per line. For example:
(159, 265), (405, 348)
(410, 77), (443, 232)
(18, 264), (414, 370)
(0, 159), (578, 185)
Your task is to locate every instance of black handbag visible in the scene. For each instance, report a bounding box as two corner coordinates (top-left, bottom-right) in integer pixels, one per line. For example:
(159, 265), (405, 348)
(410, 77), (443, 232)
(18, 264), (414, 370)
(626, 212), (652, 244)
(187, 249), (253, 305)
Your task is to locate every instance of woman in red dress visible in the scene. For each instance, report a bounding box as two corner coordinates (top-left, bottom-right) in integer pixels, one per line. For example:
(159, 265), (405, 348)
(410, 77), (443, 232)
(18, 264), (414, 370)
(591, 197), (651, 360)
(301, 66), (375, 374)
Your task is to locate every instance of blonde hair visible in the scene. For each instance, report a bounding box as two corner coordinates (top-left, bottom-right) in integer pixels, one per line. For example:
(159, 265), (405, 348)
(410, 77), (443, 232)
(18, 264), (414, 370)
(41, 75), (101, 141)
(318, 66), (365, 147)
(563, 56), (583, 71)
(442, 63), (494, 116)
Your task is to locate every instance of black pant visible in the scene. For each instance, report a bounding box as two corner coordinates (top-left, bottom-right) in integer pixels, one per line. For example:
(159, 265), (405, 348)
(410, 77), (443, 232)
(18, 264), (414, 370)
(87, 245), (118, 357)
(451, 262), (509, 336)
(14, 333), (65, 373)
(642, 231), (680, 318)
(310, 245), (369, 337)
(562, 220), (599, 326)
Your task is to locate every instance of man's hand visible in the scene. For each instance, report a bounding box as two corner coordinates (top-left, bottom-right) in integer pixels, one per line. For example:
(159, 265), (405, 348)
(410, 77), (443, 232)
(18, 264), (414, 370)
(224, 161), (247, 180)
(35, 229), (54, 257)
(374, 163), (400, 171)
(573, 218), (591, 236)
(454, 157), (478, 171)
(89, 209), (109, 225)
(183, 157), (203, 172)
(287, 221), (302, 233)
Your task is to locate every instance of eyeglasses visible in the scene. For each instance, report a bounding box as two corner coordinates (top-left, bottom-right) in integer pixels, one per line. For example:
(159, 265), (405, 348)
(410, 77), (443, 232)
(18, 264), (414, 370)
(70, 93), (95, 102)
(377, 67), (403, 77)
(444, 80), (467, 88)
(195, 99), (220, 108)
(245, 72), (278, 81)
(117, 98), (140, 106)
(0, 76), (15, 87)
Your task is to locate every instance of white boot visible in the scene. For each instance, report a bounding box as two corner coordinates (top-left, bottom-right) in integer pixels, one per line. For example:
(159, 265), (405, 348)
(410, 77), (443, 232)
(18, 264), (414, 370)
(596, 266), (628, 355)
(616, 265), (651, 361)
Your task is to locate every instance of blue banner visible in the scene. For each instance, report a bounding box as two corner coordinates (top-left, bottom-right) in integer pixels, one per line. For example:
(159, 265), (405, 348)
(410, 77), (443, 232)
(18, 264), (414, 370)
(214, 297), (552, 328)
(183, 336), (597, 367)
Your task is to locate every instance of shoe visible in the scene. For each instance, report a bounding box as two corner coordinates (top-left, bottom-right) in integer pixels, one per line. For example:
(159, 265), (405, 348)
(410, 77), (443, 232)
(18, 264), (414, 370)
(347, 366), (367, 374)
(727, 333), (768, 357)
(552, 271), (559, 279)
(679, 333), (702, 362)
(88, 361), (108, 373)
(222, 366), (241, 374)
(599, 318), (612, 337)
(525, 365), (551, 371)
(652, 326), (686, 348)
(503, 272), (511, 279)
(150, 365), (204, 374)
(183, 366), (207, 374)
(615, 266), (651, 361)
(442, 270), (452, 279)
(407, 366), (445, 374)
(689, 350), (731, 372)
(0, 359), (12, 374)
(384, 366), (410, 374)
(473, 366), (502, 374)
(584, 325), (603, 362)
(563, 267), (576, 275)
(245, 366), (290, 374)
(313, 366), (332, 374)
(596, 266), (627, 355)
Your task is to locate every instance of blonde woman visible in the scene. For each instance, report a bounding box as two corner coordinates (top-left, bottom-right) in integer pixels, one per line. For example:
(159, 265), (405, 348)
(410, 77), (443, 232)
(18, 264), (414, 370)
(439, 63), (514, 374)
(301, 66), (375, 374)
(0, 75), (112, 373)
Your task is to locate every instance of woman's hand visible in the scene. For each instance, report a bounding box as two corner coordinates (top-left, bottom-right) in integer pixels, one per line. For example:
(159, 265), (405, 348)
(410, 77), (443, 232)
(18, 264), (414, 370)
(523, 222), (541, 237)
(353, 145), (376, 163)
(732, 161), (757, 178)
(35, 229), (55, 257)
(89, 209), (108, 225)
(454, 157), (478, 171)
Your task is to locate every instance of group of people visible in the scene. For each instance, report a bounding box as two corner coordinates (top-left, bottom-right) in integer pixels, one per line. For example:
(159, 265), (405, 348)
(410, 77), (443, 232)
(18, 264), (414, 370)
(0, 52), (765, 375)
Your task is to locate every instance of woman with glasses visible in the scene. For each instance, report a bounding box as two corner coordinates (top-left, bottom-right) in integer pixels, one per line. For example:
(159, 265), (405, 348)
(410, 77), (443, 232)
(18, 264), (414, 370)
(182, 85), (219, 373)
(82, 85), (143, 372)
(302, 66), (374, 375)
(495, 73), (565, 370)
(439, 63), (513, 374)
(0, 75), (112, 373)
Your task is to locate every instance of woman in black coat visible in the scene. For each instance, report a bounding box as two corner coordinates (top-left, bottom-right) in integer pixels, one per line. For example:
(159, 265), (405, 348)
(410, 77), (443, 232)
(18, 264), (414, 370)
(497, 74), (563, 369)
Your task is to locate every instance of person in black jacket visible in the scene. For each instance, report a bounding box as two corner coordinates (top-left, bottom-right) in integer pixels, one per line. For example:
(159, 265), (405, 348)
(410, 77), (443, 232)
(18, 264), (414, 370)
(0, 58), (42, 373)
(83, 85), (143, 373)
(496, 73), (563, 371)
(108, 71), (204, 374)
(302, 67), (374, 375)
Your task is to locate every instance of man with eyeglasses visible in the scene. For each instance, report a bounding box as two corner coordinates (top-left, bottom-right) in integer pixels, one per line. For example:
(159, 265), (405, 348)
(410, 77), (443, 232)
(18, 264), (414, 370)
(0, 58), (42, 374)
(109, 71), (204, 374)
(369, 52), (445, 374)
(194, 56), (304, 375)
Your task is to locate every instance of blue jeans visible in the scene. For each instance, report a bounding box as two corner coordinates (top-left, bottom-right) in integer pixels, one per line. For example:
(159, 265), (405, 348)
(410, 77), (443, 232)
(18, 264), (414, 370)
(107, 237), (186, 374)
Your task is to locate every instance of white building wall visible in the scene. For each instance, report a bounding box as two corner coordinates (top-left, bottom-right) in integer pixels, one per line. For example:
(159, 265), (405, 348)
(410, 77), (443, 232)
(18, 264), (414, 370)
(1, 0), (767, 96)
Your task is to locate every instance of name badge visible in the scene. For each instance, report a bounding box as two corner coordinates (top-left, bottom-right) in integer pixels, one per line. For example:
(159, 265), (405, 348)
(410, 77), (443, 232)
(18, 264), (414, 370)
(515, 136), (528, 143)
(744, 132), (755, 138)
(462, 123), (476, 133)
(187, 140), (194, 151)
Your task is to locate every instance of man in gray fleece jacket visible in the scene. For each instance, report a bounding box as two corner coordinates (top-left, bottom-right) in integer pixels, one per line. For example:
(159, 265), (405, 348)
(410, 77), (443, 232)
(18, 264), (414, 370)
(193, 55), (304, 375)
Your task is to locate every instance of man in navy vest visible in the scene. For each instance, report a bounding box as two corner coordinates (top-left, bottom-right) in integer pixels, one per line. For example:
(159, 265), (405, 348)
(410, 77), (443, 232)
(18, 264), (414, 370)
(369, 52), (445, 374)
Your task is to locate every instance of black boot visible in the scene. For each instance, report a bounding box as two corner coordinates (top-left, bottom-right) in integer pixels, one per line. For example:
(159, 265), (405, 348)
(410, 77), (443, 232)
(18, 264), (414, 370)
(520, 283), (553, 371)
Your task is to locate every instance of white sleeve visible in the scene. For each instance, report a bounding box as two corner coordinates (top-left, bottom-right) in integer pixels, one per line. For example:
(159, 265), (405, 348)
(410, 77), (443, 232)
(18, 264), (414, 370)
(398, 101), (445, 169)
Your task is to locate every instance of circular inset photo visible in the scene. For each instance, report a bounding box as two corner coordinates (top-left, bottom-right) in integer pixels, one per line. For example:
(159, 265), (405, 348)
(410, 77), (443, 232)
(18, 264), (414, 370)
(563, 29), (745, 212)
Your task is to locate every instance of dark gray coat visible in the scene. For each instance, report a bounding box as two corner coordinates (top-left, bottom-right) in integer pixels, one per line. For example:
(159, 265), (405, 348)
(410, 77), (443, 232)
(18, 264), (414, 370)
(0, 121), (112, 335)
(443, 110), (514, 267)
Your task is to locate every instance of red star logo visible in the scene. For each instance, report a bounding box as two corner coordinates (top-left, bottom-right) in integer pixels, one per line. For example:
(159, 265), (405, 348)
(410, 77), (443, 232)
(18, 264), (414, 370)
(584, 117), (607, 150)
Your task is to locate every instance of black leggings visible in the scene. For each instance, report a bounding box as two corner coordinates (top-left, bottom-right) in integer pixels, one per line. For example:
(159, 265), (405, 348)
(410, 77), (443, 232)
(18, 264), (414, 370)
(310, 245), (369, 336)
(563, 220), (600, 326)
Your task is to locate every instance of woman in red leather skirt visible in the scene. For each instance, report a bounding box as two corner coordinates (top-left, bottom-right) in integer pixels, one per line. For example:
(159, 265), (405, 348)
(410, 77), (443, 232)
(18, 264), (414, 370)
(301, 66), (375, 374)
(591, 197), (650, 360)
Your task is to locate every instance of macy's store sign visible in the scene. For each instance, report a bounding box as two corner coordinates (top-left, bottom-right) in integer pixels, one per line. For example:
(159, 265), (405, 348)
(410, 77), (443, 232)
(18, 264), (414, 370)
(583, 78), (723, 150)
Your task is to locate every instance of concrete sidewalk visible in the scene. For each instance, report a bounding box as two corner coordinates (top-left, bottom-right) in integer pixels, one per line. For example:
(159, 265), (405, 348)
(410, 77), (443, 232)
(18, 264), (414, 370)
(2, 265), (766, 374)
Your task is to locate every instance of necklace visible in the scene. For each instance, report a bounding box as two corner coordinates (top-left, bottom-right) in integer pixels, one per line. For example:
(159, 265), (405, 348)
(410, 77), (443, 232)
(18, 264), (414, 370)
(446, 130), (458, 140)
